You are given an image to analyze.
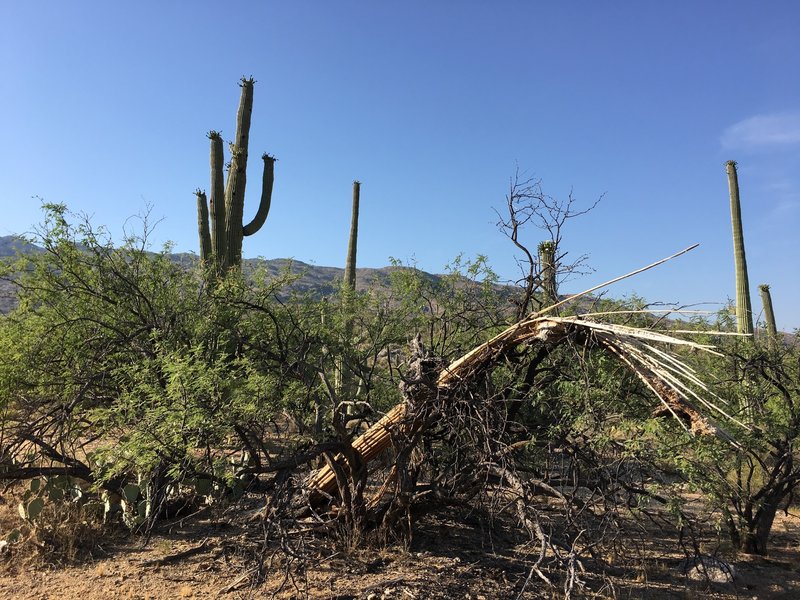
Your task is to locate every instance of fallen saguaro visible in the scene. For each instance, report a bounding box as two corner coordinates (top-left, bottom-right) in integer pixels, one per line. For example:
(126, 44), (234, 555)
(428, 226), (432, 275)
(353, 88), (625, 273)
(307, 313), (737, 500)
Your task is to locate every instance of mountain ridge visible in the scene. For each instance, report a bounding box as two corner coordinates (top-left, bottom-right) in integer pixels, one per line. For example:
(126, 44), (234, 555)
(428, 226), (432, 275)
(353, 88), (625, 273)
(0, 235), (442, 314)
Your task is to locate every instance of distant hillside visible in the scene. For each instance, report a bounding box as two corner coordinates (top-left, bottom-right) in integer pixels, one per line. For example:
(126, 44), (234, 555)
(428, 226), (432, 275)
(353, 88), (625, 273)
(0, 235), (43, 257)
(0, 235), (440, 314)
(2, 236), (794, 343)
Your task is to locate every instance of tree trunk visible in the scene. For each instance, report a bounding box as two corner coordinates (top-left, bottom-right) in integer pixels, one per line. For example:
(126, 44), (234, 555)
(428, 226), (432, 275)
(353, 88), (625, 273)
(736, 494), (783, 555)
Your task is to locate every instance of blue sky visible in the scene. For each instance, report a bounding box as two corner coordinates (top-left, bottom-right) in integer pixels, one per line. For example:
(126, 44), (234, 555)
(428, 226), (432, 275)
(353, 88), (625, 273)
(2, 2), (799, 330)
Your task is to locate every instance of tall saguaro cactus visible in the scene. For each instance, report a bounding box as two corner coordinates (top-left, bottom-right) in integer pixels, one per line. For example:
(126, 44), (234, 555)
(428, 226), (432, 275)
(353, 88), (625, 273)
(337, 181), (361, 408)
(758, 284), (778, 341)
(195, 78), (275, 275)
(726, 160), (753, 335)
(344, 181), (361, 293)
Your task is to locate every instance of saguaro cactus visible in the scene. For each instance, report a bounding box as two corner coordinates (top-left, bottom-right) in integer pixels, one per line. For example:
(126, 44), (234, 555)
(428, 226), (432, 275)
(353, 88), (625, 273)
(344, 181), (361, 293)
(337, 181), (361, 408)
(758, 284), (778, 341)
(726, 160), (753, 335)
(195, 78), (275, 274)
(538, 240), (558, 307)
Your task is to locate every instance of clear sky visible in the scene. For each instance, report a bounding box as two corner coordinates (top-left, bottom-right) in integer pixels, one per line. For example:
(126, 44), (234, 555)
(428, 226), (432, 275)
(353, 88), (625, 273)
(2, 2), (799, 330)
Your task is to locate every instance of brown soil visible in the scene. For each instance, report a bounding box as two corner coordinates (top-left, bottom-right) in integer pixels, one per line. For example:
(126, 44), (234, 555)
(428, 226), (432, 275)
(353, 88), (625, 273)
(2, 487), (800, 600)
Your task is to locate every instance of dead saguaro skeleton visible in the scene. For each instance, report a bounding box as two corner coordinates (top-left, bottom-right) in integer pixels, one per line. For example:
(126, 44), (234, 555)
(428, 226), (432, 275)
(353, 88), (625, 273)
(307, 312), (737, 500)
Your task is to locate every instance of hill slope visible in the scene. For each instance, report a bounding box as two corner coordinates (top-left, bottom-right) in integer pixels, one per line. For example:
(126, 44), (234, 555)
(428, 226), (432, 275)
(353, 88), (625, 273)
(0, 235), (439, 314)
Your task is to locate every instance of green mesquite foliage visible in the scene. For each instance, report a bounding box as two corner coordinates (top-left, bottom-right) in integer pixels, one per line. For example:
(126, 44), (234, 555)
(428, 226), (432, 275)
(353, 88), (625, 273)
(196, 78), (275, 274)
(726, 160), (753, 335)
(758, 284), (778, 340)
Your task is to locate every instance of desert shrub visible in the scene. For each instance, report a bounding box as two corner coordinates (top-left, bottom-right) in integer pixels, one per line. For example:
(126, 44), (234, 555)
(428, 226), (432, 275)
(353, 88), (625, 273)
(666, 330), (800, 555)
(0, 205), (313, 523)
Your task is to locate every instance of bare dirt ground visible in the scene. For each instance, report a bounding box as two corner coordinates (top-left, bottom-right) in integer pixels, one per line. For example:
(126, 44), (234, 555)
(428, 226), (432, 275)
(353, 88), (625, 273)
(2, 485), (800, 599)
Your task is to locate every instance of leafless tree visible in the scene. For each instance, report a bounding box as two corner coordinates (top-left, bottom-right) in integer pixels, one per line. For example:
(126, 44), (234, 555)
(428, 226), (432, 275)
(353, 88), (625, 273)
(496, 167), (601, 320)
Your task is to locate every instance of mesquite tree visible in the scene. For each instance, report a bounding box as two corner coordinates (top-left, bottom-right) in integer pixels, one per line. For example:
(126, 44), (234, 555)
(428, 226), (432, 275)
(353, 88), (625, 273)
(196, 78), (275, 275)
(496, 168), (598, 321)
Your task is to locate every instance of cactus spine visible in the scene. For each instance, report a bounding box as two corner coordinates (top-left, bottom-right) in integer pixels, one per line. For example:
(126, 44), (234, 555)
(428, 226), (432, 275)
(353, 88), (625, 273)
(538, 240), (557, 307)
(195, 78), (275, 274)
(758, 284), (778, 341)
(726, 160), (753, 335)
